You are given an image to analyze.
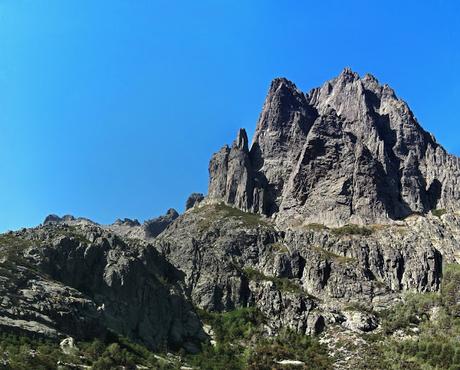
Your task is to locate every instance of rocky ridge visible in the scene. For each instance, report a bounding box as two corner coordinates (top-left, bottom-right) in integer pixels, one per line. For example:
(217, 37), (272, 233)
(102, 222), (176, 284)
(208, 68), (460, 227)
(156, 203), (460, 337)
(0, 222), (205, 352)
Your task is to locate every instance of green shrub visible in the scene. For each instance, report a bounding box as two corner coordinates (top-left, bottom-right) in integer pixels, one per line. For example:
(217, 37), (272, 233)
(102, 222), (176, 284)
(247, 330), (332, 370)
(372, 266), (460, 369)
(331, 224), (373, 236)
(380, 292), (440, 335)
(313, 246), (355, 264)
(432, 209), (448, 218)
(198, 307), (265, 343)
(193, 309), (332, 370)
(0, 331), (171, 369)
(441, 264), (460, 317)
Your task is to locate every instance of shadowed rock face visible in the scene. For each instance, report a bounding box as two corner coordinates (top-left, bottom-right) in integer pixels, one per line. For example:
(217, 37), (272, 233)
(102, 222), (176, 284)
(156, 203), (460, 336)
(144, 209), (179, 238)
(208, 68), (460, 226)
(185, 193), (205, 210)
(0, 224), (206, 351)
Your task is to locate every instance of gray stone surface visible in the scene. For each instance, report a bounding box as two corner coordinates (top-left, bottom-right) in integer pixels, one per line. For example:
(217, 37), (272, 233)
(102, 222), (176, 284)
(144, 209), (179, 238)
(106, 209), (180, 240)
(156, 202), (460, 335)
(185, 193), (205, 210)
(208, 68), (460, 227)
(3, 69), (460, 350)
(0, 223), (205, 350)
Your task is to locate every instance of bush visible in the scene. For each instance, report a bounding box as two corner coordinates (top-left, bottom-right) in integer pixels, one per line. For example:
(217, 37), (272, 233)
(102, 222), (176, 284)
(373, 265), (460, 369)
(331, 224), (373, 236)
(247, 330), (332, 370)
(192, 308), (332, 370)
(441, 264), (460, 317)
(380, 292), (440, 334)
(432, 209), (448, 218)
(0, 331), (171, 369)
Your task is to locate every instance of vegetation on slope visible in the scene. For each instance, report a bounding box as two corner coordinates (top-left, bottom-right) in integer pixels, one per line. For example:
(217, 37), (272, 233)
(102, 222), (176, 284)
(193, 203), (272, 232)
(0, 308), (332, 369)
(189, 307), (333, 370)
(243, 267), (303, 294)
(358, 264), (460, 370)
(0, 331), (176, 370)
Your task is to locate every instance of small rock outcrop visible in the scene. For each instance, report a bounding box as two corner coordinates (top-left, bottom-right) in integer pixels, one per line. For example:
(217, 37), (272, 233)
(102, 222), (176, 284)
(144, 208), (179, 238)
(106, 209), (180, 240)
(113, 218), (141, 227)
(185, 193), (205, 210)
(208, 69), (460, 226)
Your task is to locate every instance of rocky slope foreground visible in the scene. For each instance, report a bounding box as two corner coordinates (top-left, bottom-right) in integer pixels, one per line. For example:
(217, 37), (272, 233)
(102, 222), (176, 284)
(0, 222), (206, 352)
(1, 69), (460, 369)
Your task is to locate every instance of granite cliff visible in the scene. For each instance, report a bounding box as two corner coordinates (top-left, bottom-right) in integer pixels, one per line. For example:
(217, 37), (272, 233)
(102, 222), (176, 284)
(208, 68), (460, 227)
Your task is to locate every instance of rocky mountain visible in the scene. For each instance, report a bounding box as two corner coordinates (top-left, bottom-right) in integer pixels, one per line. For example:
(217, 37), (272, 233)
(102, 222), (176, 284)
(0, 221), (206, 352)
(157, 203), (460, 336)
(1, 69), (460, 369)
(209, 68), (460, 227)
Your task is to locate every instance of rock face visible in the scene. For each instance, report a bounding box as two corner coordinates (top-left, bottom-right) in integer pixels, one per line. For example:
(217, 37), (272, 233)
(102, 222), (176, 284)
(105, 209), (179, 240)
(0, 223), (205, 351)
(156, 69), (460, 336)
(156, 203), (460, 335)
(208, 68), (460, 226)
(185, 193), (205, 210)
(144, 209), (179, 238)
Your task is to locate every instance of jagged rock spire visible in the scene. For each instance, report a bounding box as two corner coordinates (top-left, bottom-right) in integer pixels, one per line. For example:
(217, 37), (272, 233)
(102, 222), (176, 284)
(208, 69), (460, 226)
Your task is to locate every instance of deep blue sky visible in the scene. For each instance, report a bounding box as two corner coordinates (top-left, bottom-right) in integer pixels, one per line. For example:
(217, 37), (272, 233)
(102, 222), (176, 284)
(0, 1), (459, 231)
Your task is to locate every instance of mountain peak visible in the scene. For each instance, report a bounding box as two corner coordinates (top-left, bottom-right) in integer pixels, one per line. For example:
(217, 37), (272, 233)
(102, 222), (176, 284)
(338, 66), (360, 81)
(208, 71), (460, 226)
(270, 77), (298, 91)
(363, 72), (379, 83)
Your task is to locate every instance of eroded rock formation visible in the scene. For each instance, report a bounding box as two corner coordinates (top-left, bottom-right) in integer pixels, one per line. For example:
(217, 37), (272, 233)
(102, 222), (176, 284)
(208, 68), (460, 227)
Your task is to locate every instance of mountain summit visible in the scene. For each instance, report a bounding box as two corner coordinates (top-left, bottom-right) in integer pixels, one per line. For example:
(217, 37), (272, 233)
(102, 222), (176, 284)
(208, 68), (460, 226)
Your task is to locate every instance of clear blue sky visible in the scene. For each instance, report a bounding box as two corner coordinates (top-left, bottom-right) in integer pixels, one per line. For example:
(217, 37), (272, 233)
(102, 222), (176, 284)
(0, 0), (459, 231)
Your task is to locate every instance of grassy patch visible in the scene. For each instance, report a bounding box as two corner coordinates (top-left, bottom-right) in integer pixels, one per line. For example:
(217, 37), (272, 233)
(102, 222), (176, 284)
(0, 234), (33, 257)
(270, 242), (289, 254)
(304, 223), (329, 232)
(0, 233), (42, 280)
(194, 203), (271, 231)
(432, 208), (447, 218)
(243, 267), (303, 294)
(330, 224), (373, 236)
(313, 246), (355, 264)
(214, 203), (269, 227)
